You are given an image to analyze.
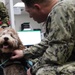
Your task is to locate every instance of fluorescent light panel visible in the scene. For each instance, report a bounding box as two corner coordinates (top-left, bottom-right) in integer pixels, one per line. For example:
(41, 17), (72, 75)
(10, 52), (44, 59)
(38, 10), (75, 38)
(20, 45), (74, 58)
(14, 2), (25, 7)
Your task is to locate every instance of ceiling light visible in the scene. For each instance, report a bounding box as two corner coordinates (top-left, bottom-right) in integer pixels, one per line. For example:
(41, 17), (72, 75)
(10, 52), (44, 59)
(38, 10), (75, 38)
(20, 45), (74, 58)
(14, 2), (25, 7)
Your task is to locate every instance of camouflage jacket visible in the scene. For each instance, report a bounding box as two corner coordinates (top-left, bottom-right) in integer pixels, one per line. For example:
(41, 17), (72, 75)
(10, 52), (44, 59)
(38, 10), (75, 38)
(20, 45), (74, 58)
(0, 2), (10, 28)
(23, 0), (75, 73)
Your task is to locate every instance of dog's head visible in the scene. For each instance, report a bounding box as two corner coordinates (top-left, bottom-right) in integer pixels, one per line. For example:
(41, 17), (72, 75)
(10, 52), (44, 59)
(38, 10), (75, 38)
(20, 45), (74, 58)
(0, 28), (25, 53)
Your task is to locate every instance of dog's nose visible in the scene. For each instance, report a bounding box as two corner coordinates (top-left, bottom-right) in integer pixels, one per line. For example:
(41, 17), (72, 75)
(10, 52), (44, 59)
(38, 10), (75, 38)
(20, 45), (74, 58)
(4, 37), (9, 41)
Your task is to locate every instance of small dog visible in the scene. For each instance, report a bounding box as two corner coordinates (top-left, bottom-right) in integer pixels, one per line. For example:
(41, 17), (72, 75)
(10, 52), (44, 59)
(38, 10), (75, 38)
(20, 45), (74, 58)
(0, 28), (27, 75)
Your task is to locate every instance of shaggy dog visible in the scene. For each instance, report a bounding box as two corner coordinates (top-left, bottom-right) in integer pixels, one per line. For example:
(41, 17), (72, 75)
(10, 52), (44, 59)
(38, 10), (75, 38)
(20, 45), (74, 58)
(0, 28), (27, 75)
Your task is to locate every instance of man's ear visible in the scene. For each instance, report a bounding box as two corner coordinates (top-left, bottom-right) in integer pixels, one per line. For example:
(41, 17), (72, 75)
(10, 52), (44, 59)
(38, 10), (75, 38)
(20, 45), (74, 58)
(33, 4), (41, 10)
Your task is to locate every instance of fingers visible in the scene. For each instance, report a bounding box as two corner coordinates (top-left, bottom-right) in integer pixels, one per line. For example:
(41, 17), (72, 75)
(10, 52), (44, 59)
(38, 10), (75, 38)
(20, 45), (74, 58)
(10, 50), (24, 59)
(10, 55), (18, 59)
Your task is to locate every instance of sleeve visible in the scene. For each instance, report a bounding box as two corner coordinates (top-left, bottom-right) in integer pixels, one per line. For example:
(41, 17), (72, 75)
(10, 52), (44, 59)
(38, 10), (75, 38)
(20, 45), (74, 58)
(23, 2), (75, 74)
(23, 38), (49, 59)
(0, 2), (10, 27)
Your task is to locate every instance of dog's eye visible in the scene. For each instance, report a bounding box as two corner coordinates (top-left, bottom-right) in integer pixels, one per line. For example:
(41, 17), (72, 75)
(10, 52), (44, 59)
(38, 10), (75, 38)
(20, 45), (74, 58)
(10, 34), (15, 38)
(9, 32), (13, 37)
(2, 33), (5, 35)
(10, 34), (13, 37)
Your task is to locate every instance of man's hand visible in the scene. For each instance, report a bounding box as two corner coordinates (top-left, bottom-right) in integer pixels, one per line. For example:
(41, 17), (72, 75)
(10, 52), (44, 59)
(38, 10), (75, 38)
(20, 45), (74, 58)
(27, 68), (32, 75)
(11, 50), (24, 59)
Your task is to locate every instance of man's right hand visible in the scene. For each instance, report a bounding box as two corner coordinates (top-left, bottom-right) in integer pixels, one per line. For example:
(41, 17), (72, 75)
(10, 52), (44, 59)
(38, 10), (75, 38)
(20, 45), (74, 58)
(27, 68), (32, 75)
(11, 50), (24, 59)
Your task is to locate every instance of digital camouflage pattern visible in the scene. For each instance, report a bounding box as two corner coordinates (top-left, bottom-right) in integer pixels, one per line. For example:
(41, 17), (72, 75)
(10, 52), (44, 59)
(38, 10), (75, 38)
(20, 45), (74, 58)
(0, 2), (10, 28)
(23, 0), (75, 74)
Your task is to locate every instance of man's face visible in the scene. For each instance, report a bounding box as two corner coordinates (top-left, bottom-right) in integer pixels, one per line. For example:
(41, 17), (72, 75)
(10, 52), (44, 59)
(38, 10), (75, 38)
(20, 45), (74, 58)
(25, 5), (47, 23)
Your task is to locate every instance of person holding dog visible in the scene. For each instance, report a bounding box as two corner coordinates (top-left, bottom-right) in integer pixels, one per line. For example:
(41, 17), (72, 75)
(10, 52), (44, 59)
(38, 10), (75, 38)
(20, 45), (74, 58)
(0, 2), (10, 28)
(11, 0), (75, 75)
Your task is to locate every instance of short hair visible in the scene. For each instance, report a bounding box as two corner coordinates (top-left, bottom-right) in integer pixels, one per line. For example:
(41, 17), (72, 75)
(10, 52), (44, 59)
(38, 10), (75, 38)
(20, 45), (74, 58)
(21, 0), (50, 7)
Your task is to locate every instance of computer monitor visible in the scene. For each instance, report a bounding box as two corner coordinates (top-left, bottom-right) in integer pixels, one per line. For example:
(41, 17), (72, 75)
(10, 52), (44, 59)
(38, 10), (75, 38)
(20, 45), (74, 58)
(17, 30), (41, 46)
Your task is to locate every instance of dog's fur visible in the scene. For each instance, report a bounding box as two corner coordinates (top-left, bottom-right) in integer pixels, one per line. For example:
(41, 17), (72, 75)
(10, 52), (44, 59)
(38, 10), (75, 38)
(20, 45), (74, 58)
(0, 28), (26, 75)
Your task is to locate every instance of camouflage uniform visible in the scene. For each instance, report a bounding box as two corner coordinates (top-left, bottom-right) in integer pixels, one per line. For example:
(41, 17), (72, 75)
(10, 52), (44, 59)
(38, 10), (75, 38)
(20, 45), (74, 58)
(23, 0), (75, 74)
(0, 2), (10, 28)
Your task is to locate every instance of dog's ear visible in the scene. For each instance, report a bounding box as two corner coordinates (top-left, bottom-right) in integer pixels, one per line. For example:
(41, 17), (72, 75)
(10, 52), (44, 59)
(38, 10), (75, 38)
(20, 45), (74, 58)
(0, 28), (4, 36)
(0, 28), (3, 58)
(18, 37), (25, 50)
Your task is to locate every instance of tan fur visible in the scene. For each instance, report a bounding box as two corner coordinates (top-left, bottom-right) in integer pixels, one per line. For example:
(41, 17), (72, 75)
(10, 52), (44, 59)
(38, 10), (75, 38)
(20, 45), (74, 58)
(0, 28), (26, 75)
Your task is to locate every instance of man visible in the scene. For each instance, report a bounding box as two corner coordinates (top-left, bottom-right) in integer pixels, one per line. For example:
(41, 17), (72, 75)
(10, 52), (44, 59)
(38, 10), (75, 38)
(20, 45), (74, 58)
(0, 2), (10, 28)
(11, 0), (75, 75)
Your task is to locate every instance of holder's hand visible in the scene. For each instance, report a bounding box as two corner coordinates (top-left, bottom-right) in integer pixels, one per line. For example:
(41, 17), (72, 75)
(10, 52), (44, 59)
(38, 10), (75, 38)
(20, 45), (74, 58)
(27, 68), (32, 75)
(11, 50), (24, 59)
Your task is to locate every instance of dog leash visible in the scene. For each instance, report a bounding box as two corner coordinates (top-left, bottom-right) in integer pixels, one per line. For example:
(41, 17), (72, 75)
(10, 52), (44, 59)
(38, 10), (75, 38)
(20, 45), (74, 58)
(0, 58), (10, 69)
(0, 58), (33, 71)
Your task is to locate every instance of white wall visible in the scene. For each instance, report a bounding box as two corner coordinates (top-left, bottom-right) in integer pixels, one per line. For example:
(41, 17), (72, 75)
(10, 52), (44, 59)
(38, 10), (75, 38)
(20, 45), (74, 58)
(0, 0), (5, 4)
(14, 14), (41, 31)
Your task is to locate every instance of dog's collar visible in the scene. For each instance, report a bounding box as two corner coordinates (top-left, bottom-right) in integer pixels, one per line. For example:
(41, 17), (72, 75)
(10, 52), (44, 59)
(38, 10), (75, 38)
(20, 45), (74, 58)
(3, 60), (22, 68)
(0, 59), (22, 69)
(0, 52), (26, 69)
